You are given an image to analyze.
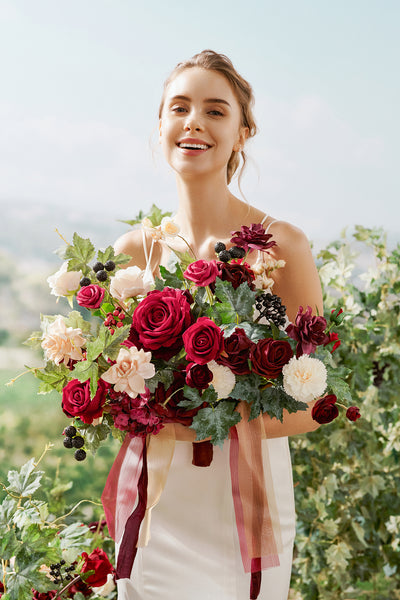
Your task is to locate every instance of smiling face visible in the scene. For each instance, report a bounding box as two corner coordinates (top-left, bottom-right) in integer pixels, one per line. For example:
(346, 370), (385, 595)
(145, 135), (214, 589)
(159, 67), (248, 182)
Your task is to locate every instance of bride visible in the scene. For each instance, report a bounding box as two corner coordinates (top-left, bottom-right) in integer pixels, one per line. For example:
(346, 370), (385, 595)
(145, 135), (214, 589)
(110, 49), (322, 600)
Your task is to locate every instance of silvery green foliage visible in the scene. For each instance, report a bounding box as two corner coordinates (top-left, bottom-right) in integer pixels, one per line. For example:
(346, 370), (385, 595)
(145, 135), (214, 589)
(291, 226), (400, 599)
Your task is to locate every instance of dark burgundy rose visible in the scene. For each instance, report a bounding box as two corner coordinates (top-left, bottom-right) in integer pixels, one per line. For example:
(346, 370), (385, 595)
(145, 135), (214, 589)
(324, 331), (341, 353)
(0, 582), (4, 596)
(152, 372), (205, 425)
(311, 394), (339, 424)
(32, 591), (58, 600)
(286, 305), (329, 357)
(183, 316), (224, 365)
(184, 259), (219, 287)
(130, 287), (192, 360)
(80, 547), (114, 587)
(250, 338), (293, 378)
(62, 378), (108, 424)
(346, 406), (361, 421)
(217, 328), (255, 375)
(185, 362), (213, 389)
(76, 284), (105, 309)
(65, 578), (92, 598)
(230, 223), (277, 253)
(216, 259), (255, 290)
(88, 519), (108, 534)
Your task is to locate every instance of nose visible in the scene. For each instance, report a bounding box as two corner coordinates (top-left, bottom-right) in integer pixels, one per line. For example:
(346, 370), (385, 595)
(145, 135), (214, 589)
(184, 112), (203, 132)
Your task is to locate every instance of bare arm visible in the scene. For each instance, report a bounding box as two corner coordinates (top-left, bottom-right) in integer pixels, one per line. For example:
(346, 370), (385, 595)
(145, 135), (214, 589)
(114, 229), (162, 271)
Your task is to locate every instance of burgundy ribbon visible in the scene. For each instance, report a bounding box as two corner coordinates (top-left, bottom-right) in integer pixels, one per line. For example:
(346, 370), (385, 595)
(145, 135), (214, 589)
(250, 558), (262, 599)
(192, 440), (213, 467)
(116, 441), (148, 579)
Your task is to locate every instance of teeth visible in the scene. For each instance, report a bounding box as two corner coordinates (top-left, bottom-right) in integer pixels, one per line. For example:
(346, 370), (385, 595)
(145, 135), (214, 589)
(179, 143), (209, 150)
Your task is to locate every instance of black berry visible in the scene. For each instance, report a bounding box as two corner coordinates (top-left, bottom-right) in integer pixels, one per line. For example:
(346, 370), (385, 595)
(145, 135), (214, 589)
(79, 276), (91, 287)
(229, 246), (246, 259)
(74, 449), (87, 461)
(255, 293), (287, 327)
(64, 425), (77, 438)
(60, 559), (66, 566)
(72, 436), (85, 449)
(63, 437), (73, 449)
(218, 250), (231, 263)
(93, 262), (104, 273)
(96, 269), (108, 282)
(214, 241), (226, 253)
(104, 260), (116, 271)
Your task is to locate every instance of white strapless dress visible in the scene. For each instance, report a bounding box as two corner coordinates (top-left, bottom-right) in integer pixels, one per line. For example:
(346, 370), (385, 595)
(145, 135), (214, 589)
(116, 436), (295, 600)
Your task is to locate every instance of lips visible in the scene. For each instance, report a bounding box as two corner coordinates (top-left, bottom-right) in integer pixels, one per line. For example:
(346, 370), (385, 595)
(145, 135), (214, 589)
(177, 138), (212, 151)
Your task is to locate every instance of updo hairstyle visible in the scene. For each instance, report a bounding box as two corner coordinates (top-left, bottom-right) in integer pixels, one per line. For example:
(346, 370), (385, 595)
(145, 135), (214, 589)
(159, 49), (257, 185)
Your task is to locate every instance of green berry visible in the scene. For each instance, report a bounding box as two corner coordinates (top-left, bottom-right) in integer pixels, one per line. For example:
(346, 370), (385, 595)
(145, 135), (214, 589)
(93, 262), (104, 273)
(104, 260), (116, 271)
(96, 270), (108, 282)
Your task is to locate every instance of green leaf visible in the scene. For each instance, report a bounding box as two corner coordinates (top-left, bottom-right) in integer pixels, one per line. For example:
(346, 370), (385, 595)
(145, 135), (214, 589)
(259, 386), (307, 422)
(146, 369), (175, 393)
(167, 247), (194, 270)
(23, 330), (43, 349)
(64, 232), (96, 273)
(190, 402), (241, 448)
(214, 279), (257, 319)
(64, 310), (92, 335)
(101, 324), (131, 360)
(82, 422), (112, 454)
(326, 365), (353, 402)
(72, 360), (99, 397)
(0, 525), (20, 560)
(159, 264), (184, 289)
(35, 363), (70, 394)
(7, 458), (44, 496)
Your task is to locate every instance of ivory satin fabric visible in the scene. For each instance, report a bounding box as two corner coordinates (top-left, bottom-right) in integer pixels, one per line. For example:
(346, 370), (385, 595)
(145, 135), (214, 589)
(116, 436), (295, 600)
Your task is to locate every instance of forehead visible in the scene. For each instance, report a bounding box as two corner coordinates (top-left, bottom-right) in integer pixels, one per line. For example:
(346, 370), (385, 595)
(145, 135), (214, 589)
(165, 67), (238, 105)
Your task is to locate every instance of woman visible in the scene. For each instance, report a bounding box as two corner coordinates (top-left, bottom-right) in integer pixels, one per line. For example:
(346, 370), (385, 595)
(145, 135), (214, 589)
(112, 50), (322, 600)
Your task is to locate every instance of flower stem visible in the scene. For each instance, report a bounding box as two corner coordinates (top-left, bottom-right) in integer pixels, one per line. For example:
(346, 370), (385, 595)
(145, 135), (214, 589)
(162, 387), (184, 407)
(5, 368), (37, 386)
(57, 575), (82, 597)
(177, 235), (197, 259)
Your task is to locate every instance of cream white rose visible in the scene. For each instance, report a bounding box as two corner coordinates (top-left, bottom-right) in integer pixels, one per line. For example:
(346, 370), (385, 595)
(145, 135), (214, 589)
(160, 216), (180, 237)
(282, 355), (327, 403)
(91, 573), (116, 596)
(101, 346), (155, 398)
(47, 262), (82, 297)
(41, 316), (85, 365)
(208, 360), (236, 399)
(110, 266), (152, 302)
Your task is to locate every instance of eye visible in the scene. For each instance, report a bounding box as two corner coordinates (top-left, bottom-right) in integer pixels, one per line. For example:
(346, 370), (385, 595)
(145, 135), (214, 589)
(208, 109), (224, 116)
(171, 105), (187, 114)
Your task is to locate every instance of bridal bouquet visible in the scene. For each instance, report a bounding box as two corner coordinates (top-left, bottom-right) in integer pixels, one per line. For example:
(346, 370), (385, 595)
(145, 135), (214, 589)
(22, 205), (359, 461)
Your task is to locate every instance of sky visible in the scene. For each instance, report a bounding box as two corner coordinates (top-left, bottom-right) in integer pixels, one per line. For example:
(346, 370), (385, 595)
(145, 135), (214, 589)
(1, 0), (399, 247)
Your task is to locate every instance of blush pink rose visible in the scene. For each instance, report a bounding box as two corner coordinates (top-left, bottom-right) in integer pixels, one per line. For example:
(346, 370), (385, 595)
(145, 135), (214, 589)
(184, 259), (219, 287)
(76, 284), (105, 310)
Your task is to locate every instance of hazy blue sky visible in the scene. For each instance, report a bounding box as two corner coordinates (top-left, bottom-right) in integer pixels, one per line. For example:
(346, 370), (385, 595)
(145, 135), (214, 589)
(1, 0), (399, 244)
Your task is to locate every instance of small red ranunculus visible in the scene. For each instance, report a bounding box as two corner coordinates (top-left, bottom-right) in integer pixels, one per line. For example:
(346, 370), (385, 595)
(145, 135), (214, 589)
(286, 305), (329, 357)
(183, 317), (224, 365)
(31, 591), (58, 600)
(80, 547), (114, 587)
(131, 287), (192, 360)
(250, 338), (293, 378)
(76, 284), (105, 309)
(216, 260), (255, 290)
(230, 223), (277, 253)
(311, 394), (339, 424)
(185, 362), (213, 389)
(346, 406), (361, 421)
(324, 331), (341, 353)
(62, 378), (108, 424)
(184, 259), (219, 287)
(218, 328), (255, 375)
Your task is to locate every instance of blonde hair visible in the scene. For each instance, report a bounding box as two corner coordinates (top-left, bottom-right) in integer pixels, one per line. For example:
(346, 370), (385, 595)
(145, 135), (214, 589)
(159, 49), (257, 185)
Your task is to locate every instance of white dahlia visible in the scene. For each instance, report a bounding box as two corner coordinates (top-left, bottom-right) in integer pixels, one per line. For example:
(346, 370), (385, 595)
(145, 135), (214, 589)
(282, 355), (327, 403)
(208, 360), (236, 399)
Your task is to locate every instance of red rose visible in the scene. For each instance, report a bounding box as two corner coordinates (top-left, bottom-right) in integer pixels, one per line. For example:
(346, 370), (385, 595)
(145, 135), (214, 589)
(152, 372), (205, 425)
(185, 362), (213, 389)
(346, 406), (361, 421)
(230, 223), (277, 253)
(218, 328), (255, 375)
(183, 316), (224, 365)
(131, 288), (192, 360)
(250, 338), (293, 378)
(184, 259), (219, 287)
(62, 378), (108, 424)
(324, 331), (341, 353)
(80, 547), (114, 587)
(286, 305), (329, 357)
(311, 394), (339, 424)
(31, 592), (58, 600)
(76, 284), (105, 309)
(65, 578), (92, 598)
(216, 260), (255, 290)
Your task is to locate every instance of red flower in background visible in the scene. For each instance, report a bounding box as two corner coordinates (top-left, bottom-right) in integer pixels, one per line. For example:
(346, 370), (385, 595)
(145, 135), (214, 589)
(346, 406), (361, 421)
(185, 362), (213, 389)
(31, 592), (58, 600)
(324, 331), (341, 353)
(230, 223), (277, 253)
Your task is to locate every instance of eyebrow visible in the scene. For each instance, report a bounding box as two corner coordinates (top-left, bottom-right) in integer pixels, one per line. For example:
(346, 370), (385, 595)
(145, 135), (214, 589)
(169, 95), (231, 107)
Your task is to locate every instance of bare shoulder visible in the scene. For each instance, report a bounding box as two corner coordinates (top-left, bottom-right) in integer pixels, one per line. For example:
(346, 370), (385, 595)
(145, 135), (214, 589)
(266, 219), (313, 261)
(114, 229), (161, 270)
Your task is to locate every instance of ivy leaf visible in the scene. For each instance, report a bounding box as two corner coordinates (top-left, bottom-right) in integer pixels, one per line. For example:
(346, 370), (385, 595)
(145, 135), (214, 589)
(159, 264), (184, 289)
(72, 360), (99, 398)
(23, 330), (43, 349)
(7, 458), (44, 496)
(101, 324), (131, 360)
(326, 365), (353, 402)
(64, 310), (92, 335)
(146, 369), (175, 393)
(258, 386), (307, 422)
(0, 525), (20, 560)
(190, 402), (241, 448)
(35, 363), (70, 394)
(178, 385), (218, 409)
(80, 422), (112, 454)
(64, 233), (96, 273)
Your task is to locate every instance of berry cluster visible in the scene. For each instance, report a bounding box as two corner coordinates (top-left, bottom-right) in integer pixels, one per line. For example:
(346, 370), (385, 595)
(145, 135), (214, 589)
(255, 293), (287, 328)
(104, 307), (126, 335)
(49, 559), (75, 584)
(79, 259), (116, 287)
(214, 241), (245, 263)
(63, 425), (86, 461)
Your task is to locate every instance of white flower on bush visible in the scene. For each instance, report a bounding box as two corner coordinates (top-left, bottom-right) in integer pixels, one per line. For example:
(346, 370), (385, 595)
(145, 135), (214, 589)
(282, 355), (327, 403)
(92, 573), (116, 596)
(47, 262), (82, 297)
(208, 360), (236, 399)
(110, 266), (152, 302)
(160, 216), (180, 237)
(41, 316), (85, 365)
(101, 346), (155, 398)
